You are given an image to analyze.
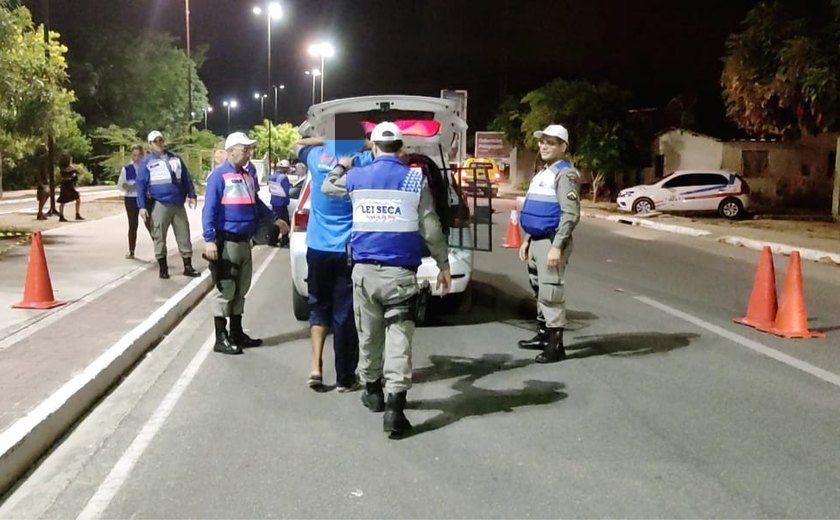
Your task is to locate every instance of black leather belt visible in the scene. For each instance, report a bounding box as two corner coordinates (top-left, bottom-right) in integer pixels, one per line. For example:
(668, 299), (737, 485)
(219, 231), (250, 243)
(355, 260), (418, 273)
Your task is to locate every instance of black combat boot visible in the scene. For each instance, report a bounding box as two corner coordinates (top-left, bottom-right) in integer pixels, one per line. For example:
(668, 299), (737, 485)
(213, 316), (242, 355)
(518, 322), (548, 350)
(229, 314), (262, 348)
(383, 391), (411, 437)
(157, 257), (170, 279)
(361, 379), (385, 412)
(183, 256), (200, 277)
(535, 327), (566, 364)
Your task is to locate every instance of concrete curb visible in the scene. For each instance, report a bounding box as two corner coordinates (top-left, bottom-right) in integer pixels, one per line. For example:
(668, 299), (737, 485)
(582, 211), (713, 238)
(0, 271), (213, 496)
(718, 236), (840, 266)
(582, 211), (839, 265)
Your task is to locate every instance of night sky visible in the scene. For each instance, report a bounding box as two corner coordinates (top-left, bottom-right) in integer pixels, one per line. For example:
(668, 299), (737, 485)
(29, 0), (760, 135)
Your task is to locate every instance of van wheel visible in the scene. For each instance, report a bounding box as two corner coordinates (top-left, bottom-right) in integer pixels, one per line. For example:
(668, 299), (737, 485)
(292, 285), (309, 321)
(719, 197), (744, 220)
(632, 198), (654, 214)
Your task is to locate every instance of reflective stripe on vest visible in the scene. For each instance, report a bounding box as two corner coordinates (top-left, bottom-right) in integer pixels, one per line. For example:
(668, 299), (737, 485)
(147, 157), (183, 186)
(221, 172), (255, 205)
(349, 164), (425, 267)
(268, 181), (287, 197)
(351, 189), (420, 232)
(520, 161), (571, 237)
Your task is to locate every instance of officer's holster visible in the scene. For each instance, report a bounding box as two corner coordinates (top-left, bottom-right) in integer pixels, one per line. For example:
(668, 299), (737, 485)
(203, 240), (238, 292)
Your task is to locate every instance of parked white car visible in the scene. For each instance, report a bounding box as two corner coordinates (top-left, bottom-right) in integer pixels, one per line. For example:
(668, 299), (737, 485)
(617, 169), (751, 219)
(289, 95), (474, 321)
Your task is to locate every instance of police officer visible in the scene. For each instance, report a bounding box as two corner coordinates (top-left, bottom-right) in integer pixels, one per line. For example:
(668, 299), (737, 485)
(323, 121), (451, 438)
(136, 130), (200, 279)
(202, 132), (289, 355)
(517, 124), (581, 363)
(268, 159), (293, 247)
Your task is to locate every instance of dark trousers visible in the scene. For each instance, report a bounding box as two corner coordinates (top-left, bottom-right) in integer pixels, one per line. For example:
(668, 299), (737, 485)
(306, 248), (358, 387)
(124, 197), (151, 252)
(271, 205), (289, 246)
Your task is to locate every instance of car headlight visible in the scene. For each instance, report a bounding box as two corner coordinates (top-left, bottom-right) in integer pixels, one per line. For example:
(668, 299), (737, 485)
(618, 190), (634, 198)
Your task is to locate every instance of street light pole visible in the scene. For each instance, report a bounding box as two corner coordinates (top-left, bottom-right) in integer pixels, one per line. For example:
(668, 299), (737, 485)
(308, 42), (334, 103)
(254, 93), (266, 121)
(272, 84), (284, 122)
(305, 69), (320, 105)
(223, 100), (238, 134)
(185, 0), (192, 135)
(254, 3), (282, 166)
(204, 106), (212, 130)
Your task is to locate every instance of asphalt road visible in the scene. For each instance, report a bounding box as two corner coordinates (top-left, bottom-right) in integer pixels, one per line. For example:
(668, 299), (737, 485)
(3, 205), (840, 519)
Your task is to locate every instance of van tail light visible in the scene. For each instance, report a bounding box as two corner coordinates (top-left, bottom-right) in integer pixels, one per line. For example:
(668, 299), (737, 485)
(293, 182), (311, 232)
(293, 209), (309, 232)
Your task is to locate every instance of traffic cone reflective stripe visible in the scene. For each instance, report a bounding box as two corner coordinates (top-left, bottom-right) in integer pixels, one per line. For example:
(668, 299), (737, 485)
(734, 246), (777, 330)
(12, 231), (65, 310)
(502, 209), (522, 248)
(763, 251), (825, 339)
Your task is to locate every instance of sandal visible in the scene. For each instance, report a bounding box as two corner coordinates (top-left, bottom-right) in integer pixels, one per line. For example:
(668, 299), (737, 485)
(307, 374), (323, 388)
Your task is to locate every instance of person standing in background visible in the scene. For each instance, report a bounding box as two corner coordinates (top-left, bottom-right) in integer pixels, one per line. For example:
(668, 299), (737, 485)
(57, 153), (83, 222)
(268, 159), (293, 247)
(117, 145), (149, 259)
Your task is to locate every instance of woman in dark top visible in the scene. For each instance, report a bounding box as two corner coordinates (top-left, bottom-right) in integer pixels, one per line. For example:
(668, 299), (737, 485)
(57, 153), (83, 221)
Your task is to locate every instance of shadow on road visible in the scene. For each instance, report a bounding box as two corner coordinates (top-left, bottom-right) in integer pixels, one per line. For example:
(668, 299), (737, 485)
(413, 353), (534, 385)
(399, 353), (566, 438)
(259, 327), (310, 347)
(403, 378), (567, 438)
(566, 331), (699, 359)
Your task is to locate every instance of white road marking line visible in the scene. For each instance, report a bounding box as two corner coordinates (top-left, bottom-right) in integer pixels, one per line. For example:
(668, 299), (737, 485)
(636, 295), (840, 389)
(76, 248), (278, 520)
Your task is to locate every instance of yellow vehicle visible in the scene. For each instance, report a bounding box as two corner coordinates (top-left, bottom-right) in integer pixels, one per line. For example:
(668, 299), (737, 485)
(458, 157), (501, 197)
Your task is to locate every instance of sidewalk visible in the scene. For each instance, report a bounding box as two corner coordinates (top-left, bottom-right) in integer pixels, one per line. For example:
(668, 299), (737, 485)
(0, 184), (838, 497)
(0, 208), (212, 496)
(497, 182), (840, 265)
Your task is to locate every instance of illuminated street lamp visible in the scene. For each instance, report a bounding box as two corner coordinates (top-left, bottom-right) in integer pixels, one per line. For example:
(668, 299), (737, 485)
(304, 68), (321, 105)
(307, 42), (334, 103)
(203, 106), (213, 130)
(223, 99), (238, 133)
(254, 92), (268, 121)
(253, 2), (283, 162)
(272, 83), (285, 122)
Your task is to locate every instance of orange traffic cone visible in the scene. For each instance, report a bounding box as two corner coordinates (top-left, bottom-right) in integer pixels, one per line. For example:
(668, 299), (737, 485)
(734, 246), (777, 330)
(501, 209), (522, 248)
(12, 231), (65, 310)
(761, 251), (825, 339)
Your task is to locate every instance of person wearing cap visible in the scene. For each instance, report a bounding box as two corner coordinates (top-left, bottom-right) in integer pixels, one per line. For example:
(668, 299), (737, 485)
(517, 124), (581, 363)
(202, 132), (289, 355)
(136, 130), (200, 279)
(323, 121), (451, 438)
(268, 159), (293, 247)
(293, 132), (374, 392)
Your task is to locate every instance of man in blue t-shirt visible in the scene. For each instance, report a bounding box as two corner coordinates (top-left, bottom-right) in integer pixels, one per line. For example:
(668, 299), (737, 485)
(295, 136), (373, 391)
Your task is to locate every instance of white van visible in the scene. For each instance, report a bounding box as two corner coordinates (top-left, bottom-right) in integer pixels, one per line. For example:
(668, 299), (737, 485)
(289, 95), (474, 321)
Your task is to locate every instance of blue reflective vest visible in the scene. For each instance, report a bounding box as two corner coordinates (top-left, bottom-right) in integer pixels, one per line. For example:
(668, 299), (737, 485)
(202, 160), (273, 242)
(520, 160), (572, 238)
(136, 151), (196, 208)
(346, 156), (424, 268)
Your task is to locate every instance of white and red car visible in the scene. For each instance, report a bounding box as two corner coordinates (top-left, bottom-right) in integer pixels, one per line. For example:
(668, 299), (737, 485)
(617, 169), (751, 219)
(289, 95), (474, 321)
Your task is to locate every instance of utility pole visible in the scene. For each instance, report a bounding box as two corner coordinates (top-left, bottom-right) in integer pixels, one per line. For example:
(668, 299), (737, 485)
(833, 137), (840, 221)
(42, 0), (57, 214)
(185, 0), (193, 136)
